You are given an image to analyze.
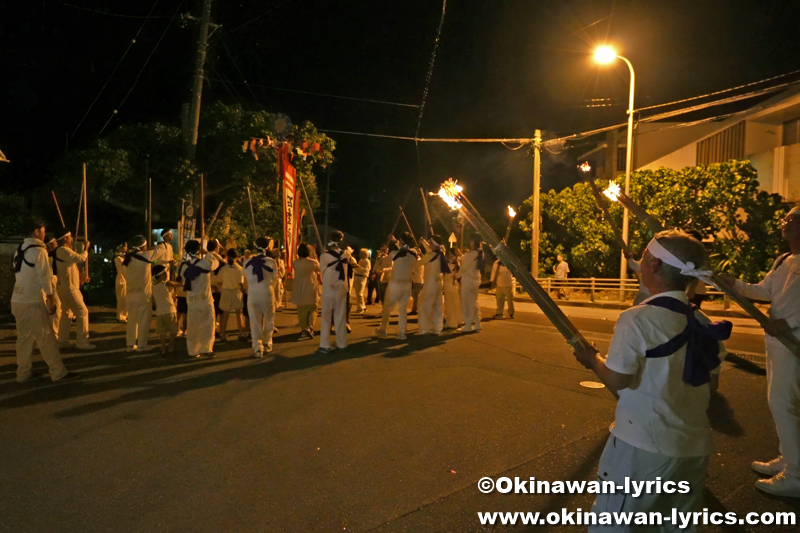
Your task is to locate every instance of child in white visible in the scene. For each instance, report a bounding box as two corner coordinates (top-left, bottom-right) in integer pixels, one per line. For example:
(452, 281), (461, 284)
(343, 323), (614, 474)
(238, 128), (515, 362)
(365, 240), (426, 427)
(179, 240), (219, 358)
(218, 248), (245, 341)
(459, 235), (485, 332)
(491, 259), (516, 319)
(243, 238), (278, 357)
(376, 232), (418, 340)
(319, 231), (353, 352)
(418, 236), (447, 335)
(351, 249), (371, 313)
(152, 265), (180, 354)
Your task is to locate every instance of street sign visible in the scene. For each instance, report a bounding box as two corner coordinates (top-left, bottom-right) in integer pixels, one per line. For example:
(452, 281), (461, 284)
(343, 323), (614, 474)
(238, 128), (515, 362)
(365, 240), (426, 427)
(449, 232), (457, 244)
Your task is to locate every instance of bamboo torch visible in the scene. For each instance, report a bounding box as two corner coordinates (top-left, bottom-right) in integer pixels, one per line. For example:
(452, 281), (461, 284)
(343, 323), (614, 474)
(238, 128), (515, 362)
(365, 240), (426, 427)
(51, 191), (66, 228)
(82, 163), (89, 279)
(246, 186), (257, 237)
(398, 206), (417, 242)
(200, 173), (205, 242)
(432, 179), (592, 352)
(504, 205), (517, 243)
(75, 179), (84, 238)
(600, 180), (800, 357)
(420, 188), (434, 236)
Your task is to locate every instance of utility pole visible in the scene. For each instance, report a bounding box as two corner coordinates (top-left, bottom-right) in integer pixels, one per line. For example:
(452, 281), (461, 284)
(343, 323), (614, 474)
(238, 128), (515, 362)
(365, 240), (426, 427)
(531, 129), (542, 278)
(323, 170), (331, 238)
(184, 0), (214, 161)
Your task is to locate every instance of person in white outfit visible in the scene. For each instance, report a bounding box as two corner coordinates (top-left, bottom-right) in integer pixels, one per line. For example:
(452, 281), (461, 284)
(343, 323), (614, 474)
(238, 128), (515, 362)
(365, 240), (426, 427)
(242, 237), (278, 357)
(319, 231), (353, 352)
(44, 234), (61, 333)
(351, 249), (371, 313)
(491, 259), (516, 319)
(179, 239), (220, 358)
(574, 230), (730, 526)
(156, 229), (175, 279)
(113, 243), (128, 323)
(459, 235), (485, 333)
(152, 265), (180, 354)
(720, 205), (800, 497)
(52, 227), (95, 350)
(443, 247), (462, 330)
(376, 232), (418, 340)
(11, 218), (77, 383)
(418, 235), (448, 335)
(122, 235), (163, 352)
(218, 248), (246, 341)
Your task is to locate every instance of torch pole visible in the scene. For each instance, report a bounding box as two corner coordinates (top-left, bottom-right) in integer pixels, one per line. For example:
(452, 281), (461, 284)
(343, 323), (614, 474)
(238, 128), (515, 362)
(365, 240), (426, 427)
(200, 173), (205, 241)
(246, 186), (257, 237)
(420, 188), (434, 237)
(399, 206), (417, 242)
(588, 180), (631, 257)
(75, 179), (84, 239)
(51, 191), (66, 228)
(452, 192), (592, 351)
(82, 163), (89, 278)
(504, 217), (515, 243)
(612, 188), (800, 357)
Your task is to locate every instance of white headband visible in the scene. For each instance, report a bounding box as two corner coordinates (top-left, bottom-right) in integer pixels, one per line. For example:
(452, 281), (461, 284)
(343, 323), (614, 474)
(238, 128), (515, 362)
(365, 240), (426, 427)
(328, 241), (341, 247)
(646, 237), (714, 285)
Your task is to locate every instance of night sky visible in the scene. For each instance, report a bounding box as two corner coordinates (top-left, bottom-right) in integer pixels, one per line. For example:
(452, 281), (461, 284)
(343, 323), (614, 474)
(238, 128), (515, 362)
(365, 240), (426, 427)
(3, 0), (800, 244)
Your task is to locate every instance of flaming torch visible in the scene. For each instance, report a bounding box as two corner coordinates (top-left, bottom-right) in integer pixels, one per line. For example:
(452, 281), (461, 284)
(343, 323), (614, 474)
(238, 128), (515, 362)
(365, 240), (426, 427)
(432, 178), (592, 352)
(504, 205), (517, 242)
(579, 163), (631, 258)
(600, 181), (800, 357)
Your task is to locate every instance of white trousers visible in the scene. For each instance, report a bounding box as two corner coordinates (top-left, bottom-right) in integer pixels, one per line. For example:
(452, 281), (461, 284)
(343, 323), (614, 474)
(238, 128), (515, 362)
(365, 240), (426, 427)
(495, 285), (515, 316)
(320, 283), (348, 349)
(275, 279), (284, 308)
(590, 435), (708, 533)
(186, 294), (215, 356)
(126, 292), (152, 348)
(460, 279), (481, 331)
(352, 276), (367, 310)
(443, 278), (461, 328)
(418, 280), (443, 334)
(116, 275), (127, 321)
(766, 335), (800, 477)
(12, 301), (68, 382)
(381, 280), (412, 334)
(50, 287), (61, 333)
(56, 284), (89, 343)
(248, 287), (275, 354)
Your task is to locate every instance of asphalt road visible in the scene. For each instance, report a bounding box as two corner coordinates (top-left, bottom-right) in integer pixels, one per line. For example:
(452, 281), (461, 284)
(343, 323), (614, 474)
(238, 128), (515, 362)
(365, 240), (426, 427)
(0, 294), (797, 532)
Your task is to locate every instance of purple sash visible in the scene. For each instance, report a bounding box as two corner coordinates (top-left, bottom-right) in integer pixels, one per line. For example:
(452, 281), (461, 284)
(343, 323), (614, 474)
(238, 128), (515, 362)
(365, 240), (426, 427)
(326, 249), (347, 281)
(428, 251), (451, 274)
(245, 254), (274, 283)
(644, 296), (732, 387)
(181, 259), (210, 291)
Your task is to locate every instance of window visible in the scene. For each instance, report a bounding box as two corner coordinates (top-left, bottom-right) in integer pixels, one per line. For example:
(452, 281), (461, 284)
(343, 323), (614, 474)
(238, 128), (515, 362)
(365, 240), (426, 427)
(784, 118), (800, 146)
(696, 121), (745, 165)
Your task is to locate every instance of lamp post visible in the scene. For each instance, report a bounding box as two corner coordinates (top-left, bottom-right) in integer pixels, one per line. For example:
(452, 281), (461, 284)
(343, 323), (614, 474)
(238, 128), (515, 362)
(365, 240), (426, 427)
(595, 45), (635, 293)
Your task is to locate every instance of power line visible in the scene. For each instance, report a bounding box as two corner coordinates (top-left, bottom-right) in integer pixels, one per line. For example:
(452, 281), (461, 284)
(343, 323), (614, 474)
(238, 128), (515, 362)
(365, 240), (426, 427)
(71, 0), (162, 137)
(227, 0), (298, 32)
(220, 38), (263, 106)
(98, 0), (183, 136)
(61, 2), (172, 19)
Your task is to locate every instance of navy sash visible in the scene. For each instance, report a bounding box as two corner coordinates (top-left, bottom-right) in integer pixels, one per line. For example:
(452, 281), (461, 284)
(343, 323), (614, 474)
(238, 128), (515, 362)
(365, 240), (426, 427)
(123, 252), (152, 267)
(49, 248), (65, 276)
(393, 247), (418, 261)
(13, 243), (44, 272)
(326, 249), (347, 281)
(245, 254), (273, 283)
(428, 251), (451, 274)
(644, 297), (732, 387)
(181, 258), (210, 291)
(475, 249), (486, 271)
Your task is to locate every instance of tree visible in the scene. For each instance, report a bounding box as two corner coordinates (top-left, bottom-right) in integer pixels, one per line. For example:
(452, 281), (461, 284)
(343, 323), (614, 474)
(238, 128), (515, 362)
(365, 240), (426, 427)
(48, 102), (334, 247)
(519, 160), (788, 282)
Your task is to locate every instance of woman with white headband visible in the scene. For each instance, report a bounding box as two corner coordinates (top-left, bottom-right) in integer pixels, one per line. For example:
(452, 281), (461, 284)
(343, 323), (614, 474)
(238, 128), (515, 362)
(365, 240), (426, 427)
(418, 235), (449, 335)
(573, 229), (731, 524)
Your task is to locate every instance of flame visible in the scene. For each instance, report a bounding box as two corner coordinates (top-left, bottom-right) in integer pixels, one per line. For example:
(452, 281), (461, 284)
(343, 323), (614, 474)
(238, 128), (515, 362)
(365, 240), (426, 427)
(603, 182), (621, 202)
(507, 205), (516, 218)
(578, 161), (591, 173)
(435, 178), (463, 210)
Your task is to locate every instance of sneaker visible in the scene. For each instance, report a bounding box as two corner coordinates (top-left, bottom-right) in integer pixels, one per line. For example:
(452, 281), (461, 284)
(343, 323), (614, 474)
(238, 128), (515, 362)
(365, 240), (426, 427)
(397, 332), (407, 340)
(253, 351), (263, 359)
(136, 344), (156, 352)
(509, 314), (515, 319)
(306, 328), (315, 338)
(55, 371), (81, 382)
(755, 470), (800, 497)
(126, 345), (137, 352)
(204, 352), (216, 359)
(75, 342), (96, 350)
(752, 456), (787, 476)
(375, 328), (388, 338)
(459, 327), (473, 333)
(493, 314), (503, 319)
(318, 347), (333, 354)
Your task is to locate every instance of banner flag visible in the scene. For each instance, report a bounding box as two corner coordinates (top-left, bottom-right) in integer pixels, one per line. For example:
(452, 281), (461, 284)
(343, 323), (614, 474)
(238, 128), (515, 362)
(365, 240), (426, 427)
(281, 144), (300, 275)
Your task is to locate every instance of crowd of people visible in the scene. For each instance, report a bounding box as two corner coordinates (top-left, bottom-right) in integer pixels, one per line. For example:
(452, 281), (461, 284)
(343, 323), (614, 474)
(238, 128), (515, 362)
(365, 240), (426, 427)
(11, 205), (800, 515)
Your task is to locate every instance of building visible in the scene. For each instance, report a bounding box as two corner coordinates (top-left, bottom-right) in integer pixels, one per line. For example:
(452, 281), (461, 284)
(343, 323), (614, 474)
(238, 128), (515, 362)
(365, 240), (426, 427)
(579, 84), (800, 200)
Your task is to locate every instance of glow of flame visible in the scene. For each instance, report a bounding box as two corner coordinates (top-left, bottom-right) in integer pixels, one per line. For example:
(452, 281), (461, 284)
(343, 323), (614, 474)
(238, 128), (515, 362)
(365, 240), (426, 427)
(507, 205), (516, 218)
(578, 161), (591, 173)
(603, 182), (621, 202)
(436, 178), (463, 210)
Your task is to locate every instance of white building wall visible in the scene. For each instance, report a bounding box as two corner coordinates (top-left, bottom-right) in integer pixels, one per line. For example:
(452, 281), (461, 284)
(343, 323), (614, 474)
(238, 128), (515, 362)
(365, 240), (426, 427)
(745, 122), (781, 156)
(638, 143), (697, 171)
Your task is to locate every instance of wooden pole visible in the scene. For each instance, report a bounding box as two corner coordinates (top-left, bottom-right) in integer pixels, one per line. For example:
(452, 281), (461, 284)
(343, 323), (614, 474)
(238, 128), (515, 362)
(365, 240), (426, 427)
(398, 206), (417, 242)
(147, 178), (152, 246)
(82, 163), (89, 278)
(246, 186), (257, 237)
(420, 188), (434, 236)
(200, 173), (205, 241)
(51, 191), (66, 228)
(75, 179), (84, 238)
(206, 201), (224, 236)
(296, 174), (324, 250)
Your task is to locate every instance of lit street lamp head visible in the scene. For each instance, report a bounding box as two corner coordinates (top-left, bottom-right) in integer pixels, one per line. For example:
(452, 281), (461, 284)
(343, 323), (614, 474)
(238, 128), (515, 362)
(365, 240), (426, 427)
(594, 46), (617, 64)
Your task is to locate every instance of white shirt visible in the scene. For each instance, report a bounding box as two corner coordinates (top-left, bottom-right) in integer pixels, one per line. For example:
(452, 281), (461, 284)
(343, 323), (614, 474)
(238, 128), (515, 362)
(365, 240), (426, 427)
(156, 241), (174, 267)
(179, 254), (220, 298)
(605, 291), (720, 457)
(421, 251), (444, 285)
(54, 245), (88, 289)
(491, 261), (514, 288)
(734, 253), (800, 336)
(11, 238), (53, 304)
(320, 247), (352, 289)
(153, 282), (176, 315)
(554, 261), (570, 279)
(114, 254), (126, 281)
(411, 256), (424, 284)
(124, 249), (162, 297)
(460, 249), (483, 283)
(375, 255), (393, 282)
(219, 263), (244, 290)
(242, 254), (277, 294)
(389, 248), (417, 283)
(354, 258), (371, 277)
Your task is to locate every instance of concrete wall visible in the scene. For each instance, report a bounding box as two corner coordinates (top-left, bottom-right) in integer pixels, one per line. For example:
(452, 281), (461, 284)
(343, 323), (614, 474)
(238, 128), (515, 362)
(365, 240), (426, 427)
(639, 143), (697, 171)
(745, 121), (781, 156)
(749, 150), (775, 193)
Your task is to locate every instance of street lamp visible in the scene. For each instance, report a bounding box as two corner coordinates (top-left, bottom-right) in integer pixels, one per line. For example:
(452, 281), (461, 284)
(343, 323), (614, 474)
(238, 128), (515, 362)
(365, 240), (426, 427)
(594, 45), (635, 290)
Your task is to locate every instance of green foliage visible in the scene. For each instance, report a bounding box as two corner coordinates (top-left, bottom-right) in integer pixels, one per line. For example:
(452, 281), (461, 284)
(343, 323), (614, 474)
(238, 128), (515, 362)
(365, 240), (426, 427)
(520, 160), (788, 282)
(49, 102), (334, 247)
(0, 193), (26, 238)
